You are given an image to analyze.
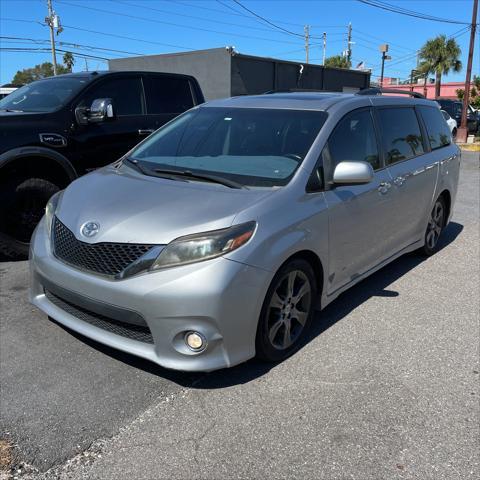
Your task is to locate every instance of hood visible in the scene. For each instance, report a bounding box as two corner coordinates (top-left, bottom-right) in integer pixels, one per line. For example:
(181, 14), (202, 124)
(56, 164), (275, 245)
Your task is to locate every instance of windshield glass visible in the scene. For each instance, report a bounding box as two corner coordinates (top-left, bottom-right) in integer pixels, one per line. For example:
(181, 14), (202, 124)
(130, 107), (327, 187)
(0, 76), (89, 112)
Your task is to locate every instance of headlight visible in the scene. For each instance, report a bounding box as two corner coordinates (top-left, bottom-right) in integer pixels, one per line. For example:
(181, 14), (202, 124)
(45, 191), (62, 237)
(150, 221), (256, 270)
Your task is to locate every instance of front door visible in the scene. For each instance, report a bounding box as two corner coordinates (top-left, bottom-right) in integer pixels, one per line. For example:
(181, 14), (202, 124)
(70, 74), (149, 172)
(323, 107), (396, 295)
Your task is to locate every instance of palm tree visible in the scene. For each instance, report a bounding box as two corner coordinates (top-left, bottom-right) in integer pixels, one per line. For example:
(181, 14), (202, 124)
(324, 55), (351, 69)
(418, 35), (462, 98)
(63, 51), (75, 72)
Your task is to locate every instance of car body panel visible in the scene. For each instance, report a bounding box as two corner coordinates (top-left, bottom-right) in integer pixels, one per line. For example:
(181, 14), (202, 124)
(29, 91), (461, 371)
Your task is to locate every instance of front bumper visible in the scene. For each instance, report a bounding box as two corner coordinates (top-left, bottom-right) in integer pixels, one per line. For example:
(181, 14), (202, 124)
(29, 218), (271, 371)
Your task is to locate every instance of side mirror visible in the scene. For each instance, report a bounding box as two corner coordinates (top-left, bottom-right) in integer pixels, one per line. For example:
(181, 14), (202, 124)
(88, 98), (114, 123)
(333, 161), (374, 185)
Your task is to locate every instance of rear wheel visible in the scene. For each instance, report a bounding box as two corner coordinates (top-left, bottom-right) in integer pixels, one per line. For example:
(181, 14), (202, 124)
(420, 196), (446, 256)
(256, 258), (317, 362)
(0, 177), (60, 259)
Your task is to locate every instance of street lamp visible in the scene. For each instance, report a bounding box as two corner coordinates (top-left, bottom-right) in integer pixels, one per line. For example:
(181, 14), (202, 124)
(379, 44), (391, 88)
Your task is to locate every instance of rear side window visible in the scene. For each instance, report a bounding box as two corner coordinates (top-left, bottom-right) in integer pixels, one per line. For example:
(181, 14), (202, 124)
(419, 106), (451, 150)
(146, 76), (194, 114)
(377, 107), (424, 164)
(79, 76), (143, 115)
(327, 108), (380, 170)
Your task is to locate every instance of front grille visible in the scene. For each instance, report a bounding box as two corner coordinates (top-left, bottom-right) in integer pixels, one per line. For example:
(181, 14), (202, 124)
(45, 289), (154, 343)
(53, 217), (154, 276)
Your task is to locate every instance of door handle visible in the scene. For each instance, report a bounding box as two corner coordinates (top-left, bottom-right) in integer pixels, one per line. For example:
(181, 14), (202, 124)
(138, 129), (154, 135)
(378, 181), (391, 194)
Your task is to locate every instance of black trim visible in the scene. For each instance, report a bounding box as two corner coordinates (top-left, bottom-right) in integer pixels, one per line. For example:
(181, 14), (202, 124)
(41, 274), (147, 328)
(0, 146), (77, 180)
(357, 87), (425, 99)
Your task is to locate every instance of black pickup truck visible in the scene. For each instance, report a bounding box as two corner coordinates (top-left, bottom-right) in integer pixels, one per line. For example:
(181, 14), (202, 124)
(0, 71), (205, 258)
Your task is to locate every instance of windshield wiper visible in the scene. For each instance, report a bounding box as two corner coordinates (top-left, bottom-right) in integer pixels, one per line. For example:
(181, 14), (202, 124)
(153, 168), (246, 189)
(0, 108), (24, 112)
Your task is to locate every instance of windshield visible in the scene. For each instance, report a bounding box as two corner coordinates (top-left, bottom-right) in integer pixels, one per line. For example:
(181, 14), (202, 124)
(130, 107), (327, 187)
(0, 76), (89, 112)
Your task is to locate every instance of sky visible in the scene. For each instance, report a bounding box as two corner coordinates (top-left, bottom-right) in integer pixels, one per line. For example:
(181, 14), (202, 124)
(0, 0), (478, 85)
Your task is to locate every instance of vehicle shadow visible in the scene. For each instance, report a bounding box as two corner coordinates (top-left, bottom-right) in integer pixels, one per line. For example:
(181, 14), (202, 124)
(52, 221), (463, 389)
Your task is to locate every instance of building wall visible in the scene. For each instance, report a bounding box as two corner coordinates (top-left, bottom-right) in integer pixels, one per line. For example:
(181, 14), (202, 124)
(109, 48), (232, 101)
(384, 78), (465, 99)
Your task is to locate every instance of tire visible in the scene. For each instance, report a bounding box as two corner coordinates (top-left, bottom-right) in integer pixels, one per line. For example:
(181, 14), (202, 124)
(0, 177), (60, 259)
(419, 196), (446, 256)
(256, 258), (317, 362)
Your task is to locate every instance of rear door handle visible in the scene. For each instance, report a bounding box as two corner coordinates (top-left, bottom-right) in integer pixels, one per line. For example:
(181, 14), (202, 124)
(138, 129), (154, 135)
(378, 181), (391, 194)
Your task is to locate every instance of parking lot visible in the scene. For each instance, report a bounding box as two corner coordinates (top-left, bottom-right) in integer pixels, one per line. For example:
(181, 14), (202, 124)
(0, 150), (478, 480)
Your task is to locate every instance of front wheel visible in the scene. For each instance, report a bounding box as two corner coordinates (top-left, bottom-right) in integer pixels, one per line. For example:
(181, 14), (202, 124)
(420, 196), (446, 256)
(256, 258), (317, 362)
(0, 177), (60, 259)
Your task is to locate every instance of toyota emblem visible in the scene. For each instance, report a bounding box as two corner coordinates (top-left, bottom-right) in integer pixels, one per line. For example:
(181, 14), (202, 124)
(81, 221), (100, 238)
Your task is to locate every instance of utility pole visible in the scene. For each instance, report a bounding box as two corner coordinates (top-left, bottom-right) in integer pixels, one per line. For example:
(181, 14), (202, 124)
(304, 25), (310, 64)
(322, 32), (327, 66)
(347, 22), (352, 64)
(458, 0), (478, 143)
(379, 44), (390, 88)
(45, 0), (62, 75)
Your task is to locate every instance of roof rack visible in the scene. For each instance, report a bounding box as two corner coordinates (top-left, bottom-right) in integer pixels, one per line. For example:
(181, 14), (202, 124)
(264, 88), (330, 94)
(356, 87), (425, 99)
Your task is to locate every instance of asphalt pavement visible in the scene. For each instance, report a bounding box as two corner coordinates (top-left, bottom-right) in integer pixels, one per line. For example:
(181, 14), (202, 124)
(1, 151), (479, 480)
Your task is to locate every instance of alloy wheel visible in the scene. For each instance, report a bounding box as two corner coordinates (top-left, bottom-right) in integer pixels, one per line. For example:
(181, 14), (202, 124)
(267, 270), (312, 350)
(426, 200), (444, 250)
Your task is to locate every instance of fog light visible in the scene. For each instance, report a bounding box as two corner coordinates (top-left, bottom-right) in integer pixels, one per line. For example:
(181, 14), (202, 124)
(185, 331), (206, 351)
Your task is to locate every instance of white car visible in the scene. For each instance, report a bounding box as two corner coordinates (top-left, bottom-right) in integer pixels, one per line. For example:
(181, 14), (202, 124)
(441, 109), (457, 137)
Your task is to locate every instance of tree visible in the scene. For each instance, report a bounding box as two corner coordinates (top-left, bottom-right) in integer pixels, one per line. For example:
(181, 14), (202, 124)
(324, 55), (351, 69)
(12, 62), (69, 85)
(457, 76), (480, 109)
(63, 51), (75, 72)
(418, 34), (462, 98)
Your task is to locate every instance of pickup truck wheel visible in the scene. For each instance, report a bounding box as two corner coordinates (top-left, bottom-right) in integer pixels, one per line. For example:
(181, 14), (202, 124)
(0, 178), (60, 259)
(256, 259), (316, 362)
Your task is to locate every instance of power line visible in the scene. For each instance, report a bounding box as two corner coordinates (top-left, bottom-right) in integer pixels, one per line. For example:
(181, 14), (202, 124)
(0, 47), (109, 62)
(1, 17), (195, 51)
(357, 0), (472, 25)
(0, 35), (143, 56)
(55, 0), (303, 45)
(222, 0), (304, 38)
(168, 0), (308, 28)
(113, 0), (302, 37)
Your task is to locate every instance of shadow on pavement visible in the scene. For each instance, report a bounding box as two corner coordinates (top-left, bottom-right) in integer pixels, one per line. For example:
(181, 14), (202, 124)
(51, 222), (464, 389)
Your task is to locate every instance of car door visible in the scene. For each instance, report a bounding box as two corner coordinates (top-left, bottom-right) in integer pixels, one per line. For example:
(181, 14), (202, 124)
(70, 74), (150, 171)
(143, 74), (195, 132)
(375, 105), (438, 252)
(323, 107), (395, 296)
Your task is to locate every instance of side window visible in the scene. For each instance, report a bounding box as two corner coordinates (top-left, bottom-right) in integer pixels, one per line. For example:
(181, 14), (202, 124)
(80, 77), (143, 116)
(377, 107), (424, 164)
(146, 76), (194, 114)
(327, 109), (380, 170)
(419, 106), (451, 150)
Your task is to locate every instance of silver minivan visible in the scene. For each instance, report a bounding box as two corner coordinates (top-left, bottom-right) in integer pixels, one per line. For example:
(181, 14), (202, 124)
(29, 90), (461, 371)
